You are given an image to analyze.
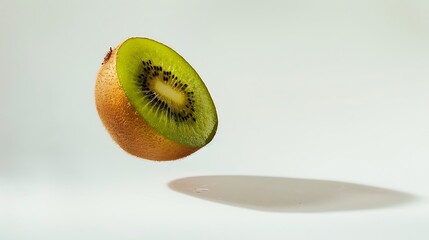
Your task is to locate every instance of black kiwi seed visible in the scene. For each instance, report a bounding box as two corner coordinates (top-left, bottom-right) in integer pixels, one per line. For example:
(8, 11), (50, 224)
(139, 60), (197, 123)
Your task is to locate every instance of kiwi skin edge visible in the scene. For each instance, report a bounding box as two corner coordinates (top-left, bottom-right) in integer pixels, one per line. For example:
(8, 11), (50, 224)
(95, 43), (199, 161)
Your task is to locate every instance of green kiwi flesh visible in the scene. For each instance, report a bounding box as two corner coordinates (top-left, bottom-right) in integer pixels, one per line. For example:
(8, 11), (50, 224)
(116, 38), (217, 148)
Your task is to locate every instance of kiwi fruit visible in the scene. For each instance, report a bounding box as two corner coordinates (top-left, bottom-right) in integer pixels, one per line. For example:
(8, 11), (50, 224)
(95, 37), (218, 161)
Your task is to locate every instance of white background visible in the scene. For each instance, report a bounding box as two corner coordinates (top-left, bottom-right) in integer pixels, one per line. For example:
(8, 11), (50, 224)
(1, 0), (429, 239)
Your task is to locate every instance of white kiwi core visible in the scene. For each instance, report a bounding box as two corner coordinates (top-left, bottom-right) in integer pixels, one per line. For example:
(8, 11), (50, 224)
(152, 78), (186, 107)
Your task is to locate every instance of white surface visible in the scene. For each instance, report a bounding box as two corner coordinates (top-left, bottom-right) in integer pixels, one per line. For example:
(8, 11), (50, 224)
(1, 0), (429, 239)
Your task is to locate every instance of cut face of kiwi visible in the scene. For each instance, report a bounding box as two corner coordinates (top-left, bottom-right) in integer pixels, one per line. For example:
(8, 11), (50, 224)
(95, 37), (217, 160)
(116, 38), (217, 147)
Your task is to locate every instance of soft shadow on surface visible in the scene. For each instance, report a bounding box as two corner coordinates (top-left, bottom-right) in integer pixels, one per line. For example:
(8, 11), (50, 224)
(168, 175), (415, 212)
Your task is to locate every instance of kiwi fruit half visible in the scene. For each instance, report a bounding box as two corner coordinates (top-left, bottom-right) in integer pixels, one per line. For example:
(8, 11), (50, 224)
(95, 37), (218, 161)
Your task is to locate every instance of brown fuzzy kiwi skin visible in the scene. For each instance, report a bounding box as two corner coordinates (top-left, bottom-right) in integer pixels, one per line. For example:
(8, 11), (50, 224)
(95, 44), (199, 161)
